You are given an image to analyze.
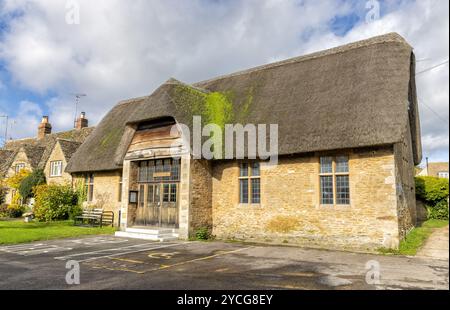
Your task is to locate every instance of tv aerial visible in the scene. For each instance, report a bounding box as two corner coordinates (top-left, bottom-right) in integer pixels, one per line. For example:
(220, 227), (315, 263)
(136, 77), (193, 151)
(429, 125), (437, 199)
(71, 93), (87, 128)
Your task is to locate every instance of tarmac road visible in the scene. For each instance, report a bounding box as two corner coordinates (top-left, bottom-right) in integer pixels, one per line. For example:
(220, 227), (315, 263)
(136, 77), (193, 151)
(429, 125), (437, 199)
(0, 235), (447, 290)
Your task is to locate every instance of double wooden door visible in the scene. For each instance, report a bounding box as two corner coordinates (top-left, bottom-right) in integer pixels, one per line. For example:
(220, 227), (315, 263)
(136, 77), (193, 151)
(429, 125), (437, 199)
(135, 183), (179, 228)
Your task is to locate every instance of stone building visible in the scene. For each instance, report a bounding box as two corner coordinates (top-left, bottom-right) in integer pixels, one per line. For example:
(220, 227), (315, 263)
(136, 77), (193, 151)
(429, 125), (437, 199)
(0, 113), (93, 204)
(417, 162), (449, 179)
(65, 33), (421, 251)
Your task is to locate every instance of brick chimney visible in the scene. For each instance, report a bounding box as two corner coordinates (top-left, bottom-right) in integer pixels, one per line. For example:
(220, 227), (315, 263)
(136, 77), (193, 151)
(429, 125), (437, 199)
(38, 116), (52, 139)
(75, 112), (88, 130)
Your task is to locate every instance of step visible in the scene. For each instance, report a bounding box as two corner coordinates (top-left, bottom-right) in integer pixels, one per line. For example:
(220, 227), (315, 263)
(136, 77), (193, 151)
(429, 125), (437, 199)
(125, 227), (177, 235)
(115, 230), (179, 242)
(115, 231), (160, 241)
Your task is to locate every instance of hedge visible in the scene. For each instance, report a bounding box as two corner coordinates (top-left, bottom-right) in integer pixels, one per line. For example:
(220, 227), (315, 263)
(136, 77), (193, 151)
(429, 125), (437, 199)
(415, 176), (449, 220)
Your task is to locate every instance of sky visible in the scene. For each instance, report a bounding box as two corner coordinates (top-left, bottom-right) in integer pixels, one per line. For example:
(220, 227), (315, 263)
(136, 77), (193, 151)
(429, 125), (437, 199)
(0, 0), (448, 165)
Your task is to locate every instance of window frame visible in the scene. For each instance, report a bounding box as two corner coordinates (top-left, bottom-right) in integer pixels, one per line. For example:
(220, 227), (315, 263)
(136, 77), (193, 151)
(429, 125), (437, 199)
(118, 174), (123, 202)
(137, 158), (180, 183)
(438, 171), (449, 179)
(238, 162), (261, 205)
(50, 160), (63, 177)
(15, 163), (25, 174)
(85, 173), (94, 202)
(319, 155), (350, 206)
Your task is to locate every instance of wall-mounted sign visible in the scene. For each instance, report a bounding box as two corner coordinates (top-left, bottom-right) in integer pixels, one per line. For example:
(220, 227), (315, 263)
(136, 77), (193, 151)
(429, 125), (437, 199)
(129, 191), (138, 204)
(153, 171), (171, 178)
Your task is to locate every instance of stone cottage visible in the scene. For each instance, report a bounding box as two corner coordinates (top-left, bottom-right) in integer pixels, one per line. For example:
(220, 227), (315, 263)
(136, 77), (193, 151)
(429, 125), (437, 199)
(0, 113), (93, 204)
(66, 33), (421, 251)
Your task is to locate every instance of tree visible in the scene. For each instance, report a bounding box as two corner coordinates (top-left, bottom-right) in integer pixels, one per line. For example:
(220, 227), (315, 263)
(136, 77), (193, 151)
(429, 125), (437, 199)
(6, 169), (31, 205)
(19, 169), (46, 199)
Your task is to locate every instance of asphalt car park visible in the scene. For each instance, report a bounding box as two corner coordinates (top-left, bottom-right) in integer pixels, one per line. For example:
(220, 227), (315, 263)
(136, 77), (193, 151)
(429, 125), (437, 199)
(0, 235), (448, 290)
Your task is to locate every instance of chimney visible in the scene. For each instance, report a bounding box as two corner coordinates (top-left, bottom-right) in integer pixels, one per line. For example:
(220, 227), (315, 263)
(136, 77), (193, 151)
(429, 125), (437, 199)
(75, 112), (88, 130)
(38, 116), (52, 139)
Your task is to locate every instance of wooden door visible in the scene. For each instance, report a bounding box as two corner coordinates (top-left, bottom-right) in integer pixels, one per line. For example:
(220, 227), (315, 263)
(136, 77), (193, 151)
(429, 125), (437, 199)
(134, 183), (178, 228)
(160, 183), (178, 228)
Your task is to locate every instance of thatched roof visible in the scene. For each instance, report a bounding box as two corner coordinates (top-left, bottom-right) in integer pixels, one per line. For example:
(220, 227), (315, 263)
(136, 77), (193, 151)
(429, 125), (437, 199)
(3, 127), (94, 172)
(66, 32), (422, 173)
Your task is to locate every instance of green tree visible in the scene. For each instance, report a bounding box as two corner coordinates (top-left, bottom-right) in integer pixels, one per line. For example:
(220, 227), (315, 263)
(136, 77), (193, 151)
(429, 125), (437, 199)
(19, 169), (46, 199)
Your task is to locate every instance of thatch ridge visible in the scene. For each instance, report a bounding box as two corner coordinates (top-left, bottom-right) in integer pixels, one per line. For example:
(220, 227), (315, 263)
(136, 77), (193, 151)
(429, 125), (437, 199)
(66, 32), (421, 173)
(193, 32), (409, 86)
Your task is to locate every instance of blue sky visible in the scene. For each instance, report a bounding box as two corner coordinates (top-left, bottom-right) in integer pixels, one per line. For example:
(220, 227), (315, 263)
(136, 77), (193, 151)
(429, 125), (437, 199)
(0, 0), (448, 164)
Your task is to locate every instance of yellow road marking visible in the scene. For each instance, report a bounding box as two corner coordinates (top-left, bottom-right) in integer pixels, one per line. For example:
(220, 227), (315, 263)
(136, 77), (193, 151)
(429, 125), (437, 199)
(156, 246), (254, 271)
(215, 268), (230, 273)
(83, 246), (254, 275)
(110, 257), (144, 264)
(87, 262), (146, 274)
(148, 252), (179, 260)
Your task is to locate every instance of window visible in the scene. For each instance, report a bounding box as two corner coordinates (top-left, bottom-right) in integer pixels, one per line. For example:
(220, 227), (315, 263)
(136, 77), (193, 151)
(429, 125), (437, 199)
(50, 161), (63, 177)
(139, 184), (145, 207)
(438, 172), (449, 179)
(239, 162), (261, 204)
(85, 174), (94, 202)
(118, 175), (123, 202)
(138, 158), (180, 183)
(162, 183), (177, 202)
(147, 184), (154, 203)
(15, 163), (25, 174)
(319, 156), (350, 205)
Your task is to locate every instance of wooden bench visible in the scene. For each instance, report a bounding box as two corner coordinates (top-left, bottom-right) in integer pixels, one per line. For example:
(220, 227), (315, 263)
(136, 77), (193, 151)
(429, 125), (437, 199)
(74, 208), (114, 228)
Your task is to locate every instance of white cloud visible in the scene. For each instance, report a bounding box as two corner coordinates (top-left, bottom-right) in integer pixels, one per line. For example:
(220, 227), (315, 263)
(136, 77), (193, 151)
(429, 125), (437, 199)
(0, 0), (448, 163)
(6, 100), (42, 140)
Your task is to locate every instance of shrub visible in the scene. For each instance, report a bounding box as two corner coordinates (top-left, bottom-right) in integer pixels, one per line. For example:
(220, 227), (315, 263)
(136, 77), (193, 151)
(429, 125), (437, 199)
(5, 170), (30, 207)
(415, 176), (449, 203)
(33, 184), (78, 222)
(68, 204), (83, 220)
(195, 227), (211, 240)
(0, 204), (7, 217)
(427, 200), (449, 220)
(6, 170), (31, 191)
(19, 169), (46, 199)
(415, 176), (449, 220)
(0, 204), (24, 218)
(0, 179), (7, 204)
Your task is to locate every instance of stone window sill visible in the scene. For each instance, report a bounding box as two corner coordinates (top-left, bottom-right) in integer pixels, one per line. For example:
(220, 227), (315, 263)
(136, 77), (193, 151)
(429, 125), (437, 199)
(237, 203), (262, 208)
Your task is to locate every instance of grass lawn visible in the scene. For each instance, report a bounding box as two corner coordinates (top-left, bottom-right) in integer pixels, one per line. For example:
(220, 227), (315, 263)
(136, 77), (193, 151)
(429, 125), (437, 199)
(0, 219), (116, 245)
(379, 219), (449, 256)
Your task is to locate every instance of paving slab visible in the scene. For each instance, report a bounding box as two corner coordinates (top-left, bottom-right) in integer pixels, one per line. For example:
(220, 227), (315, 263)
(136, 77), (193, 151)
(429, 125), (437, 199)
(417, 225), (449, 260)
